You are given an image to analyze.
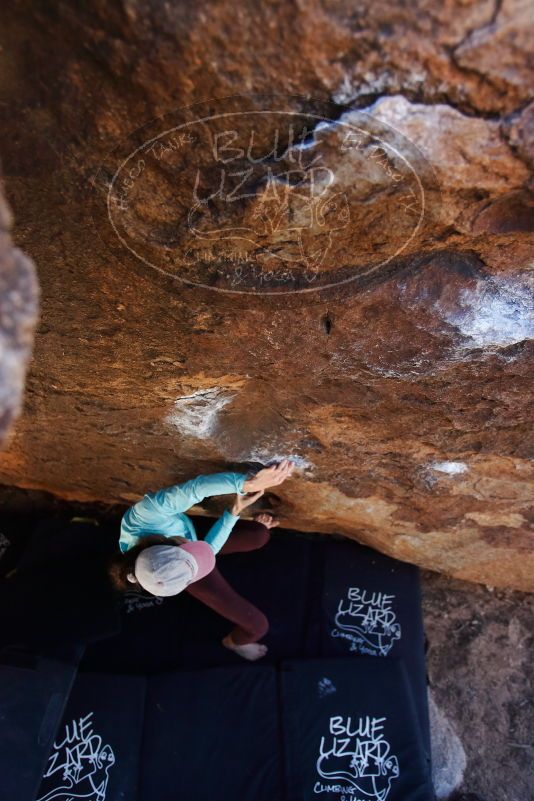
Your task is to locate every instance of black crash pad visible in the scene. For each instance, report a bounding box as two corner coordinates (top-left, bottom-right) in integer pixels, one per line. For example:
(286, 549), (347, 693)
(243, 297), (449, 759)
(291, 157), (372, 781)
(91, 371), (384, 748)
(82, 533), (426, 692)
(81, 532), (428, 752)
(36, 672), (146, 801)
(140, 666), (282, 801)
(0, 647), (82, 801)
(317, 540), (430, 762)
(82, 529), (314, 672)
(0, 521), (433, 801)
(36, 658), (432, 801)
(281, 658), (434, 801)
(0, 521), (121, 651)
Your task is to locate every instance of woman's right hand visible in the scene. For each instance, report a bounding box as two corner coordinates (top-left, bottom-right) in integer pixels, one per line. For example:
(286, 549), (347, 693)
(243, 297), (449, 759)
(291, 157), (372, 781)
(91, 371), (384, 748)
(230, 489), (264, 516)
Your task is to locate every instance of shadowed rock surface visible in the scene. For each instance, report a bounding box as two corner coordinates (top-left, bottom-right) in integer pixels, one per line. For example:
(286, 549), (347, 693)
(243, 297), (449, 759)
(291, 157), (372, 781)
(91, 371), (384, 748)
(0, 0), (532, 589)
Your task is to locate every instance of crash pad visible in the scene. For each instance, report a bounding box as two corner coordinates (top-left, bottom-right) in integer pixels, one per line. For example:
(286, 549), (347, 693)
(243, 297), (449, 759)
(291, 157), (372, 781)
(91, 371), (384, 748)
(281, 658), (434, 801)
(317, 540), (430, 760)
(140, 666), (281, 801)
(35, 672), (146, 801)
(0, 647), (82, 801)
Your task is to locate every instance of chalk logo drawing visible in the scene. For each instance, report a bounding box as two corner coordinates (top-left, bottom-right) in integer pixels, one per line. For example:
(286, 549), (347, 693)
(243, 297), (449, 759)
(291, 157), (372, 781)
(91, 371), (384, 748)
(37, 712), (115, 801)
(98, 94), (440, 295)
(186, 164), (351, 276)
(330, 588), (401, 657)
(315, 715), (400, 801)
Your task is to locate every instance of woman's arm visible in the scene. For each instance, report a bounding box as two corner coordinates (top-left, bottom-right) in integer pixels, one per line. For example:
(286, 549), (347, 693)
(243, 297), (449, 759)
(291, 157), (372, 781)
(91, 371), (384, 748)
(119, 472), (247, 551)
(155, 472), (248, 513)
(204, 490), (264, 553)
(155, 461), (294, 513)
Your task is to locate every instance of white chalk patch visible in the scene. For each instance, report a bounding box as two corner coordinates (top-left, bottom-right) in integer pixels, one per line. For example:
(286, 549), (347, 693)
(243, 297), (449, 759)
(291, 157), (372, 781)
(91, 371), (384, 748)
(332, 75), (357, 105)
(440, 276), (534, 349)
(334, 76), (426, 106)
(333, 74), (391, 105)
(245, 448), (314, 471)
(430, 461), (468, 475)
(165, 388), (235, 438)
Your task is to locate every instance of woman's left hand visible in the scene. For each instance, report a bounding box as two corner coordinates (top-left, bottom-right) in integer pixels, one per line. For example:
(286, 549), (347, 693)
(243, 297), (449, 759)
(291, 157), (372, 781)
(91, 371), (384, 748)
(230, 489), (264, 516)
(243, 459), (294, 493)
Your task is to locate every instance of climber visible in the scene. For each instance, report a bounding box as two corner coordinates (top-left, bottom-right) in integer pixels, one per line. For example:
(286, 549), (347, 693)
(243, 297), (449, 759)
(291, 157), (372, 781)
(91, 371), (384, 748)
(108, 460), (294, 661)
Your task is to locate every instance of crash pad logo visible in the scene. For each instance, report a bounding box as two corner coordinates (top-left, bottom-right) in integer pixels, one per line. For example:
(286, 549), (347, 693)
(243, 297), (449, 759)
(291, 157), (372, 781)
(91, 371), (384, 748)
(38, 712), (115, 801)
(331, 588), (401, 657)
(315, 715), (399, 801)
(318, 677), (337, 698)
(123, 590), (164, 614)
(100, 94), (438, 295)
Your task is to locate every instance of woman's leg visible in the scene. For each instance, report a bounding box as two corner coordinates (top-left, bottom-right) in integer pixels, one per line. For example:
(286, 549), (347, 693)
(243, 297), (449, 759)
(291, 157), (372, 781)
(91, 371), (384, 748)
(186, 566), (269, 645)
(218, 518), (271, 554)
(188, 517), (273, 659)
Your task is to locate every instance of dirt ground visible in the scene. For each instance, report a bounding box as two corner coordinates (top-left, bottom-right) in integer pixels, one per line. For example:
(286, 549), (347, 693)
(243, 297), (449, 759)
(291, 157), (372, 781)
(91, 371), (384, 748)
(423, 571), (534, 801)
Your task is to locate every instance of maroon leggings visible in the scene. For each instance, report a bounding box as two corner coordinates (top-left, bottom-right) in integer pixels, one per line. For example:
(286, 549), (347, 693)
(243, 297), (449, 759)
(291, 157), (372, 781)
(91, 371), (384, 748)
(186, 518), (270, 645)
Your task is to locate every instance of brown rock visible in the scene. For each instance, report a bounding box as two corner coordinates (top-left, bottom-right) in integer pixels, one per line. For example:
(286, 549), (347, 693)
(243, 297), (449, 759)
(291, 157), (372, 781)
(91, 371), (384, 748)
(503, 101), (534, 170)
(0, 1), (531, 590)
(471, 191), (534, 235)
(453, 0), (533, 98)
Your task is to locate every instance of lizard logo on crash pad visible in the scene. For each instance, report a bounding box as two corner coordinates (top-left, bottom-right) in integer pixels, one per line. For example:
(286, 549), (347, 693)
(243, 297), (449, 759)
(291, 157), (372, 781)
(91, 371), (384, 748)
(315, 714), (400, 800)
(37, 712), (115, 801)
(330, 587), (401, 657)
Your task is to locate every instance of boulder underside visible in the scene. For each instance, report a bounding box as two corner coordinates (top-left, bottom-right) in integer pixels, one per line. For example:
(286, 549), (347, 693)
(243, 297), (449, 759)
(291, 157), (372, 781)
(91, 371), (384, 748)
(0, 0), (532, 590)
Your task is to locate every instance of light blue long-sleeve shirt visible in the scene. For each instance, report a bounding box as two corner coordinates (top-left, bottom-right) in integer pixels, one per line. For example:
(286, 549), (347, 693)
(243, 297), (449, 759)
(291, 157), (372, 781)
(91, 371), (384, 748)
(119, 472), (248, 554)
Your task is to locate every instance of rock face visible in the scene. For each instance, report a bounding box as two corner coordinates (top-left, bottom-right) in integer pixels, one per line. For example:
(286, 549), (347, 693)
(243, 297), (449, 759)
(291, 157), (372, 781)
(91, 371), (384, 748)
(0, 181), (38, 447)
(0, 1), (532, 589)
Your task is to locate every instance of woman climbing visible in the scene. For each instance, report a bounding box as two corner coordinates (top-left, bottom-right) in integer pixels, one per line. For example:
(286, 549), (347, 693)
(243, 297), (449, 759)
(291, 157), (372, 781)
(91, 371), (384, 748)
(109, 460), (294, 660)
